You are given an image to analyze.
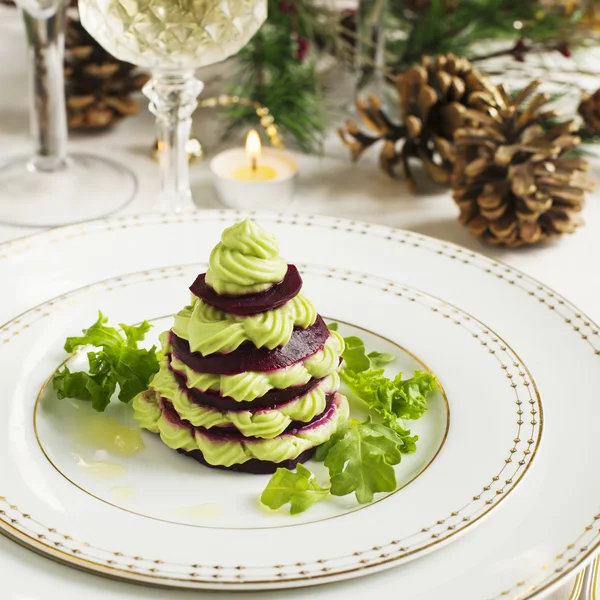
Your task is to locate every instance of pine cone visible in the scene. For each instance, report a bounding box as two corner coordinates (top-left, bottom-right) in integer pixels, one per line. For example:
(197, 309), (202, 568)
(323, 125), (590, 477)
(452, 81), (594, 247)
(578, 88), (600, 134)
(65, 15), (149, 130)
(340, 54), (496, 192)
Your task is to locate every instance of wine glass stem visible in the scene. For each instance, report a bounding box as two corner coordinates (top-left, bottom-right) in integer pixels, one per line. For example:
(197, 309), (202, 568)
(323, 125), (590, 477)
(356, 0), (387, 97)
(22, 2), (68, 173)
(144, 72), (204, 214)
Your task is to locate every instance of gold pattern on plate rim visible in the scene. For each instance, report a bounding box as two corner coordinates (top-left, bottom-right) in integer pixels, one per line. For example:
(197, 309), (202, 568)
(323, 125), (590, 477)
(0, 261), (542, 588)
(32, 310), (451, 531)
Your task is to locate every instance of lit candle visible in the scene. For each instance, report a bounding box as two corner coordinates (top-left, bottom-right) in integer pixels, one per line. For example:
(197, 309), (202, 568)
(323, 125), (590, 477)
(232, 130), (277, 181)
(210, 131), (298, 209)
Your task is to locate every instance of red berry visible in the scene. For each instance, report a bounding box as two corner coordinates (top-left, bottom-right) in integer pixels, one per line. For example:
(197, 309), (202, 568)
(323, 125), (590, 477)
(296, 37), (310, 61)
(514, 39), (527, 51)
(278, 1), (298, 13)
(558, 43), (572, 58)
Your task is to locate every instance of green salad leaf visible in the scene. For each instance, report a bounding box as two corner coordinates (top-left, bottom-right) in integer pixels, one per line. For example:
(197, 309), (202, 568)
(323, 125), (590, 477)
(367, 350), (396, 369)
(341, 368), (437, 423)
(342, 336), (373, 372)
(315, 418), (404, 504)
(339, 327), (437, 434)
(260, 464), (330, 514)
(52, 369), (116, 412)
(53, 311), (159, 412)
(260, 328), (439, 511)
(338, 332), (396, 373)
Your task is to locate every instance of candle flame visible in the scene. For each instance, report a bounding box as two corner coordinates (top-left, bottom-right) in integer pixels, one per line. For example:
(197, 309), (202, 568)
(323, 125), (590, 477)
(246, 130), (262, 170)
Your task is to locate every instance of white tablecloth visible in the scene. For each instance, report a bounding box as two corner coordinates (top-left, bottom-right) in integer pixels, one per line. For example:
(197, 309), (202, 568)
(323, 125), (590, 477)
(0, 8), (594, 599)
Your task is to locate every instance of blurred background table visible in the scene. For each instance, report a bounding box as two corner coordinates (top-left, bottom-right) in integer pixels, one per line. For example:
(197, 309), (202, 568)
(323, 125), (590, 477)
(0, 6), (596, 599)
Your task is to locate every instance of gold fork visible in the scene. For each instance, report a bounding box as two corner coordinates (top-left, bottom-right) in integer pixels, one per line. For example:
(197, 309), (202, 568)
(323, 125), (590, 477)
(570, 557), (600, 600)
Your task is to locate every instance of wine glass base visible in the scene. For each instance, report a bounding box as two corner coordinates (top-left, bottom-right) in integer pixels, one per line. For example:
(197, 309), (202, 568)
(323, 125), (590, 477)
(0, 153), (138, 228)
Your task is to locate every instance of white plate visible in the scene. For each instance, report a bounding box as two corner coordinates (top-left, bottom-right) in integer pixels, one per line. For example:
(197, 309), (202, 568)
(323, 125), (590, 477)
(1, 259), (539, 588)
(0, 211), (597, 599)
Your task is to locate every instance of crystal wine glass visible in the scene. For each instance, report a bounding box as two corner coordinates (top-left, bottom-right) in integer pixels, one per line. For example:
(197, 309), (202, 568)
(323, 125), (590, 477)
(0, 0), (137, 228)
(78, 0), (267, 214)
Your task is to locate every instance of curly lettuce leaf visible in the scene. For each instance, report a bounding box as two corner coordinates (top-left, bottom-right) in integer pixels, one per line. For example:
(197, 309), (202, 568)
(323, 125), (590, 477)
(315, 419), (404, 504)
(341, 367), (437, 423)
(53, 311), (159, 412)
(390, 370), (438, 420)
(53, 367), (117, 412)
(64, 312), (121, 352)
(260, 464), (330, 515)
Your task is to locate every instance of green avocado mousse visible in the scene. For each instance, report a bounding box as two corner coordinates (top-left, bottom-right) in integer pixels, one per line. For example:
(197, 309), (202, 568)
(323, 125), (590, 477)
(133, 218), (348, 474)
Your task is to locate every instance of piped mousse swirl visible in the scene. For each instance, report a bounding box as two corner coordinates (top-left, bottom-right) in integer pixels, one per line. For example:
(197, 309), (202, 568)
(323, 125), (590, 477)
(205, 218), (287, 296)
(170, 315), (330, 375)
(160, 396), (337, 440)
(179, 448), (315, 475)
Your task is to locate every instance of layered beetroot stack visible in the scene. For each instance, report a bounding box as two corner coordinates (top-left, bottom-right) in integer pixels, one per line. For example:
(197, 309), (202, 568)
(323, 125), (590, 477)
(133, 218), (348, 473)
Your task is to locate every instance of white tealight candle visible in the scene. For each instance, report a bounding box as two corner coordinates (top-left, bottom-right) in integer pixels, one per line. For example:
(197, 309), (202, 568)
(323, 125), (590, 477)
(210, 130), (298, 209)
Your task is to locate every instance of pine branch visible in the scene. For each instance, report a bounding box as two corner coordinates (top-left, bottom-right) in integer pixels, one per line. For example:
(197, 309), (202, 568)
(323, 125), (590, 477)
(386, 0), (597, 72)
(222, 0), (332, 153)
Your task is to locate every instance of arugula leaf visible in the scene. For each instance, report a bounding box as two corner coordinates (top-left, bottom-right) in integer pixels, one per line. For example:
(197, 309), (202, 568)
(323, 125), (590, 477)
(315, 419), (403, 504)
(327, 322), (339, 331)
(260, 464), (330, 514)
(120, 321), (153, 347)
(52, 311), (159, 412)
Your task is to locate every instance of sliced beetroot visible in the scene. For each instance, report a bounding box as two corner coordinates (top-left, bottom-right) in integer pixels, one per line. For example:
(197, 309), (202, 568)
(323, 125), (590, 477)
(160, 400), (193, 430)
(170, 315), (329, 375)
(189, 264), (303, 316)
(170, 362), (324, 410)
(177, 447), (315, 474)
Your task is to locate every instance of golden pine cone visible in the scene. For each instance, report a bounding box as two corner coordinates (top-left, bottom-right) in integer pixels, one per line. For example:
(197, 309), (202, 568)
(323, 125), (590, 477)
(340, 54), (496, 192)
(452, 81), (595, 247)
(397, 54), (498, 187)
(578, 88), (600, 135)
(65, 15), (149, 130)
